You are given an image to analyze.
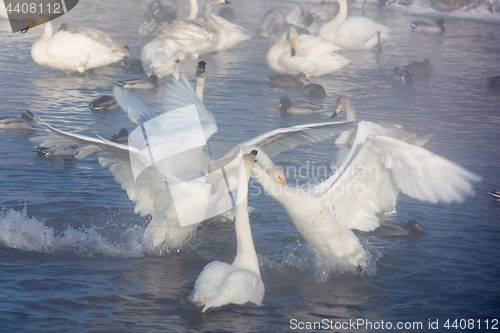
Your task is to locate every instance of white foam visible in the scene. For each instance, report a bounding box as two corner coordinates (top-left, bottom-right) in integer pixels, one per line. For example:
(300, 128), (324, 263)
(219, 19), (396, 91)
(0, 206), (145, 258)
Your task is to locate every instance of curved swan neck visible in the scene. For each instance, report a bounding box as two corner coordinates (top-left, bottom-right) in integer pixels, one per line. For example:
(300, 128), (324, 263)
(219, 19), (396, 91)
(319, 0), (348, 36)
(196, 76), (206, 101)
(188, 0), (198, 20)
(203, 0), (228, 49)
(231, 160), (260, 275)
(41, 21), (53, 41)
(259, 9), (286, 29)
(345, 102), (356, 121)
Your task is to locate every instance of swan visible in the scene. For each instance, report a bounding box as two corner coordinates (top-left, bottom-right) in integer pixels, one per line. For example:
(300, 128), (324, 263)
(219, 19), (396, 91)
(141, 38), (185, 79)
(411, 18), (446, 34)
(268, 25), (350, 76)
(330, 95), (433, 148)
(251, 121), (482, 271)
(370, 219), (424, 237)
(318, 0), (391, 50)
(300, 83), (326, 99)
(32, 63), (355, 255)
(118, 75), (159, 89)
(286, 4), (318, 35)
(89, 95), (119, 112)
(139, 0), (178, 37)
(275, 96), (324, 116)
(404, 58), (432, 76)
(154, 0), (232, 58)
(0, 111), (37, 131)
(195, 61), (208, 101)
(267, 73), (310, 89)
(257, 9), (310, 42)
(189, 151), (265, 312)
(392, 67), (413, 83)
(23, 16), (129, 73)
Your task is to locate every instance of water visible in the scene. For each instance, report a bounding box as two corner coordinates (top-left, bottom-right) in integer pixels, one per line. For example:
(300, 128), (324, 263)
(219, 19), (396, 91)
(1, 0), (499, 332)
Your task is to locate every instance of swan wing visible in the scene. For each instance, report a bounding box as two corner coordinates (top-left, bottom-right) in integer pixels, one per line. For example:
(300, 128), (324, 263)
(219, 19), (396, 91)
(189, 261), (233, 305)
(323, 133), (481, 232)
(74, 27), (131, 57)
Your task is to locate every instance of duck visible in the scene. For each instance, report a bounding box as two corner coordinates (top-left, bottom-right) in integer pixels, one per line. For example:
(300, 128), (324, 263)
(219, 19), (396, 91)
(411, 18), (446, 34)
(0, 111), (37, 131)
(154, 0), (235, 58)
(300, 83), (326, 99)
(267, 73), (310, 89)
(487, 76), (500, 87)
(275, 96), (324, 115)
(89, 95), (119, 112)
(189, 151), (265, 313)
(392, 67), (413, 84)
(268, 25), (350, 77)
(489, 190), (500, 201)
(110, 128), (129, 145)
(370, 219), (424, 236)
(141, 38), (184, 79)
(318, 0), (391, 50)
(23, 16), (129, 73)
(139, 0), (178, 37)
(250, 121), (481, 271)
(404, 58), (432, 76)
(32, 62), (354, 255)
(330, 95), (433, 148)
(117, 75), (159, 89)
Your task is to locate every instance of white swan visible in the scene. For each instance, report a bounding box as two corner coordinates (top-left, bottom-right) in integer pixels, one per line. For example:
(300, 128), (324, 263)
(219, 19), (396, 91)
(268, 25), (350, 76)
(189, 151), (265, 312)
(319, 0), (391, 50)
(257, 8), (311, 42)
(251, 121), (482, 272)
(32, 63), (355, 255)
(141, 38), (185, 79)
(154, 0), (230, 58)
(24, 16), (129, 73)
(331, 95), (433, 148)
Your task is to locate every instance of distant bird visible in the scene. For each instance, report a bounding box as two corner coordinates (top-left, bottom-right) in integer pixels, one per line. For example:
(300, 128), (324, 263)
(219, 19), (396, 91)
(89, 95), (119, 112)
(139, 0), (177, 37)
(411, 18), (446, 34)
(371, 219), (425, 236)
(300, 83), (326, 99)
(0, 111), (37, 132)
(487, 76), (500, 87)
(267, 73), (310, 88)
(404, 58), (432, 76)
(392, 67), (413, 83)
(117, 75), (159, 89)
(275, 95), (324, 115)
(110, 128), (129, 145)
(489, 190), (500, 201)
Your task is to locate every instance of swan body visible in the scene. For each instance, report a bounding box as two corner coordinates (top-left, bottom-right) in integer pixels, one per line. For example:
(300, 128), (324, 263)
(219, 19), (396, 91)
(251, 121), (481, 271)
(319, 0), (390, 50)
(189, 152), (265, 312)
(26, 17), (129, 73)
(331, 95), (433, 148)
(411, 18), (446, 34)
(404, 58), (432, 76)
(141, 38), (184, 79)
(267, 25), (350, 76)
(267, 73), (310, 88)
(300, 83), (326, 99)
(275, 96), (324, 115)
(392, 67), (413, 83)
(154, 0), (231, 58)
(0, 111), (36, 131)
(89, 95), (119, 112)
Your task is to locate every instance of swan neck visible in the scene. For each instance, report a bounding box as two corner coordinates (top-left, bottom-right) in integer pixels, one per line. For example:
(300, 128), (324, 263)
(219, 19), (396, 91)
(259, 9), (286, 30)
(203, 0), (227, 47)
(188, 0), (198, 20)
(196, 76), (206, 102)
(320, 0), (348, 35)
(232, 163), (260, 275)
(41, 21), (53, 41)
(345, 103), (357, 121)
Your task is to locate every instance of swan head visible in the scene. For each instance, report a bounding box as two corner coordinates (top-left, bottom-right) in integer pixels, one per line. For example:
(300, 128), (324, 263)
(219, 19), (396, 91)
(331, 95), (351, 119)
(270, 167), (287, 185)
(21, 15), (50, 33)
(242, 150), (258, 179)
(286, 25), (298, 56)
(196, 61), (208, 79)
(275, 96), (292, 109)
